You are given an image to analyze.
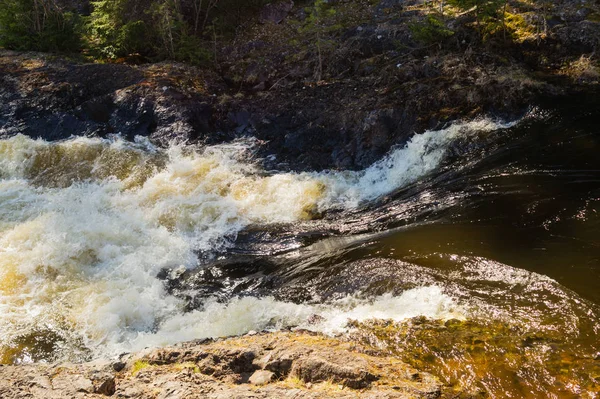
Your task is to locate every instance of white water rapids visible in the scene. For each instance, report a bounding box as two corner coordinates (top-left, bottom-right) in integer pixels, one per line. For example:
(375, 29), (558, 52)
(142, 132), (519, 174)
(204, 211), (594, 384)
(0, 119), (512, 361)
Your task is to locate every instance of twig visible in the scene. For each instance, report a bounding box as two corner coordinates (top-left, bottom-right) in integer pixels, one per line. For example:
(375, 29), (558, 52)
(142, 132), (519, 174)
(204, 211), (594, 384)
(269, 74), (291, 91)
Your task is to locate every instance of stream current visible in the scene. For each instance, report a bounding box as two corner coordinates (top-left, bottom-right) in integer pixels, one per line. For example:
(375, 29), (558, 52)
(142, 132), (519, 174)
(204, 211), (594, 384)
(0, 98), (599, 396)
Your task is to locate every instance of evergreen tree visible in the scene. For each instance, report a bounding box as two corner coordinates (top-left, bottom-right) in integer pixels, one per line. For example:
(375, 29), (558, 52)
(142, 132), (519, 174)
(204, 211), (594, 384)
(300, 0), (337, 81)
(0, 0), (81, 52)
(87, 0), (149, 58)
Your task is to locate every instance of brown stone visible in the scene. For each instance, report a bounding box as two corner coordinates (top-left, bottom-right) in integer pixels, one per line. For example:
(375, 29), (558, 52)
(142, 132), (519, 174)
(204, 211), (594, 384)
(248, 370), (275, 385)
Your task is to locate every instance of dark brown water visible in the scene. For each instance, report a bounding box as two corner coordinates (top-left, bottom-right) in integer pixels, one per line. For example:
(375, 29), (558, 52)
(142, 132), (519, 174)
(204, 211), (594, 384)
(194, 98), (600, 397)
(1, 97), (599, 396)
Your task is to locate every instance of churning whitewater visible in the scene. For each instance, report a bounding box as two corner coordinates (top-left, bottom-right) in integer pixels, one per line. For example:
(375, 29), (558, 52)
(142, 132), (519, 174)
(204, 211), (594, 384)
(0, 119), (511, 361)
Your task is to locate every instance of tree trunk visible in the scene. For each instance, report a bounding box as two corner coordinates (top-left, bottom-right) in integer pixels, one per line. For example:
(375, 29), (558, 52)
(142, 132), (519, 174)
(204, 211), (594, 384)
(502, 0), (508, 43)
(316, 31), (322, 82)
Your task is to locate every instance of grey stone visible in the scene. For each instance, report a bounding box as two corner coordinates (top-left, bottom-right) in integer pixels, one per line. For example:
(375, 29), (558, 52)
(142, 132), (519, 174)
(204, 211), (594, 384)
(259, 0), (294, 24)
(248, 370), (275, 385)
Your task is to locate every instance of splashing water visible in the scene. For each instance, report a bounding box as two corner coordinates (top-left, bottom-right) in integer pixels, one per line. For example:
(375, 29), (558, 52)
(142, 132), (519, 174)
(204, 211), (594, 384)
(0, 118), (522, 362)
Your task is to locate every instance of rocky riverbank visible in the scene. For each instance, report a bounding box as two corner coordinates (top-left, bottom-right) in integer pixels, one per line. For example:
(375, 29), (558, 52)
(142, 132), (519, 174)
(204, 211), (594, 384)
(1, 0), (600, 398)
(0, 329), (461, 399)
(1, 0), (599, 172)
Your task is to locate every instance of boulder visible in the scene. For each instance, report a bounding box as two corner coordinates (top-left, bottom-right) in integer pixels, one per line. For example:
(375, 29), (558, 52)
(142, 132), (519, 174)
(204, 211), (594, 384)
(259, 1), (294, 24)
(291, 355), (377, 389)
(248, 370), (275, 385)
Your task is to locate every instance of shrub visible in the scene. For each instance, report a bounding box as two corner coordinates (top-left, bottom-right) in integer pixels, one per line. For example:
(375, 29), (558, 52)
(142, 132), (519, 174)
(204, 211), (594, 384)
(86, 0), (150, 58)
(173, 32), (212, 65)
(300, 0), (338, 81)
(86, 0), (218, 64)
(0, 0), (82, 52)
(447, 0), (507, 38)
(1, 0), (272, 62)
(409, 14), (454, 44)
(209, 0), (271, 38)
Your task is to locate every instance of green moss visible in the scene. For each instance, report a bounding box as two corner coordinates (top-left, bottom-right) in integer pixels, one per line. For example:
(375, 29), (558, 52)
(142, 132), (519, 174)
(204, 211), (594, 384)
(504, 12), (536, 42)
(131, 360), (151, 375)
(409, 14), (454, 44)
(586, 13), (600, 23)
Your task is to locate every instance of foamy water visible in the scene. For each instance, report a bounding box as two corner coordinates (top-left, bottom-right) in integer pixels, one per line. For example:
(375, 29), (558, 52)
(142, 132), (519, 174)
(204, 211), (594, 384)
(317, 118), (515, 207)
(113, 286), (463, 355)
(0, 119), (512, 361)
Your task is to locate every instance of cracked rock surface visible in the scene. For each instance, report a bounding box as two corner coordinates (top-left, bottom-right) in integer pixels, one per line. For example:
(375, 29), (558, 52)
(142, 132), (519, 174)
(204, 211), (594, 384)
(0, 330), (464, 399)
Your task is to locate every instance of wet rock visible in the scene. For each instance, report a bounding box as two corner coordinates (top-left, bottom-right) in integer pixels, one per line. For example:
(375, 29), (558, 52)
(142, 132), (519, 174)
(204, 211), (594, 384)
(354, 109), (403, 166)
(228, 110), (251, 132)
(0, 52), (229, 147)
(307, 314), (326, 325)
(1, 0), (599, 175)
(349, 315), (600, 398)
(80, 97), (113, 123)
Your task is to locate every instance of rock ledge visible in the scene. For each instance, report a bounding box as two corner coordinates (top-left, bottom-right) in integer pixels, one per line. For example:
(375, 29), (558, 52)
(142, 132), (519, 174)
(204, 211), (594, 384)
(0, 330), (461, 399)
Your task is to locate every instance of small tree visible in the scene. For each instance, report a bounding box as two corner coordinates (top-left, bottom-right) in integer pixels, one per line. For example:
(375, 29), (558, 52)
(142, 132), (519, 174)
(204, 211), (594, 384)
(148, 0), (211, 64)
(87, 0), (145, 58)
(409, 13), (454, 44)
(0, 0), (81, 52)
(86, 0), (214, 63)
(300, 0), (336, 81)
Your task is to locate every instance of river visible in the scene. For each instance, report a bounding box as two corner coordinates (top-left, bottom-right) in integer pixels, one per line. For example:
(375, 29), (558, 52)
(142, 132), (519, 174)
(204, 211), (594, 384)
(0, 98), (599, 396)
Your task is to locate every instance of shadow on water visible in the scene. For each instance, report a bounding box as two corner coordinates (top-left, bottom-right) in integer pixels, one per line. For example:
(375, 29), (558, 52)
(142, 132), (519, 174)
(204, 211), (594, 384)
(191, 96), (600, 305)
(167, 97), (600, 396)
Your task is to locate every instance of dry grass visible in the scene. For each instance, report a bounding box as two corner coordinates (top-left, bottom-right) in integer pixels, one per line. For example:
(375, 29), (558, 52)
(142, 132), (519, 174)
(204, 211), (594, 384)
(562, 55), (600, 82)
(172, 362), (201, 373)
(20, 59), (45, 70)
(276, 375), (306, 389)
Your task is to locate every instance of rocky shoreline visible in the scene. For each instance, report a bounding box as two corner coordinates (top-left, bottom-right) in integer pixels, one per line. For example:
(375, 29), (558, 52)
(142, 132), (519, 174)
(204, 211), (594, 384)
(1, 0), (599, 172)
(1, 1), (600, 398)
(0, 329), (459, 399)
